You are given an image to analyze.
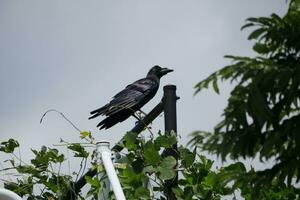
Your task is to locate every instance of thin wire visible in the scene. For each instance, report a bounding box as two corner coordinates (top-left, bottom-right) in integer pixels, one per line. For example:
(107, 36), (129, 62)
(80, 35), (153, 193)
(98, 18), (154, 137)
(40, 109), (82, 133)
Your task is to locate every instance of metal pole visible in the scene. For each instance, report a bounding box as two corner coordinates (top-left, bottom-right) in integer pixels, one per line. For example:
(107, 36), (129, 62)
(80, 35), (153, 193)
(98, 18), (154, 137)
(163, 85), (178, 200)
(164, 85), (177, 133)
(97, 141), (126, 200)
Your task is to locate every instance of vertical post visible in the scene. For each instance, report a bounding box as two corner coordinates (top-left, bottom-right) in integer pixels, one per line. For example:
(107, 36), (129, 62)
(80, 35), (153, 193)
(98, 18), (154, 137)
(163, 85), (178, 200)
(97, 141), (126, 200)
(97, 147), (110, 200)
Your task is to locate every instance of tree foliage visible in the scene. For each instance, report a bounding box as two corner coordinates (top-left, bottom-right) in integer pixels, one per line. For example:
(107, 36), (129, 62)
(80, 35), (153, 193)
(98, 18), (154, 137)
(192, 0), (300, 198)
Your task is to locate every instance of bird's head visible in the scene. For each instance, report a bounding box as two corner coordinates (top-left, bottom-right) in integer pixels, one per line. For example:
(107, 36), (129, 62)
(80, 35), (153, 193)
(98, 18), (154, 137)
(147, 65), (174, 78)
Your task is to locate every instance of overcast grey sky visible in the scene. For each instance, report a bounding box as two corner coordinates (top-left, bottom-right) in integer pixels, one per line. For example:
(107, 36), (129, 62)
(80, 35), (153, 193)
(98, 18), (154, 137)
(0, 0), (287, 189)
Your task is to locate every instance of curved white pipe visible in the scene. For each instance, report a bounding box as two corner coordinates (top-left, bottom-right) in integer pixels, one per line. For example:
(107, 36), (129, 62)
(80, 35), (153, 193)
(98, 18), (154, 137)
(0, 188), (22, 200)
(97, 141), (126, 200)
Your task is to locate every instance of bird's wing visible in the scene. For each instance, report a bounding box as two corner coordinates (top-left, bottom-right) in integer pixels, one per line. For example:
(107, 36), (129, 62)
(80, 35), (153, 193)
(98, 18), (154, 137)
(105, 78), (158, 115)
(89, 77), (158, 121)
(113, 78), (158, 99)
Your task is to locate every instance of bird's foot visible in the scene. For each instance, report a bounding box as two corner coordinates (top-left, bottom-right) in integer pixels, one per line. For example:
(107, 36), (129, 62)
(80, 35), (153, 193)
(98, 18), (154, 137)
(136, 110), (148, 119)
(133, 110), (147, 124)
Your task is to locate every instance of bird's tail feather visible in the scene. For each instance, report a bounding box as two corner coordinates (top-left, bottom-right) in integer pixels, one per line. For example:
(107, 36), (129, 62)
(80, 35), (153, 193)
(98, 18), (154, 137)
(97, 112), (130, 129)
(105, 101), (136, 116)
(89, 104), (109, 119)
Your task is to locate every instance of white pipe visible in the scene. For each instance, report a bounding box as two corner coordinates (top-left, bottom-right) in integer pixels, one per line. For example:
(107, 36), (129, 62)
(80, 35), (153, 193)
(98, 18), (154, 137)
(0, 188), (22, 200)
(97, 141), (126, 200)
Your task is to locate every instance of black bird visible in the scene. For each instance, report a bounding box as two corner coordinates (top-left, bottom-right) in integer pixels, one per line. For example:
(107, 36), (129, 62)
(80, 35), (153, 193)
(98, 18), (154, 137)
(89, 65), (173, 129)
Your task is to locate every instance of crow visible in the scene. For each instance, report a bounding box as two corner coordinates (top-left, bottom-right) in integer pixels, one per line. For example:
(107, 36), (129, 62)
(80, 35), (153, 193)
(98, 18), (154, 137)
(89, 65), (173, 129)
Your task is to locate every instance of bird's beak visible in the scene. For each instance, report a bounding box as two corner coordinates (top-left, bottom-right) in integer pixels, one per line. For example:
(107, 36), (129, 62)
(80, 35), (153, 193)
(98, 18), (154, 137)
(160, 67), (174, 75)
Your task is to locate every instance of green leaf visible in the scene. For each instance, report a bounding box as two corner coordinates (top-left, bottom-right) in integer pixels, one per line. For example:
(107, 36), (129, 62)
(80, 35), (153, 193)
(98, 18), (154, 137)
(172, 187), (184, 199)
(241, 22), (254, 30)
(48, 148), (65, 163)
(31, 146), (65, 168)
(160, 156), (177, 168)
(134, 187), (150, 199)
(123, 132), (138, 150)
(120, 165), (143, 187)
(67, 143), (89, 158)
(143, 141), (160, 166)
(178, 146), (195, 168)
(4, 179), (33, 197)
(158, 166), (175, 181)
(253, 42), (270, 54)
(223, 162), (246, 173)
(79, 131), (94, 141)
(16, 165), (40, 175)
(212, 79), (220, 94)
(248, 28), (266, 40)
(158, 156), (177, 180)
(143, 165), (156, 174)
(0, 139), (19, 153)
(248, 82), (274, 123)
(203, 172), (217, 188)
(85, 176), (101, 188)
(154, 135), (177, 148)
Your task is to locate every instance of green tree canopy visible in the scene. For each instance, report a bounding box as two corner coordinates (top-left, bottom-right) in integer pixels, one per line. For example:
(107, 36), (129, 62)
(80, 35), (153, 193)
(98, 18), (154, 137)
(191, 0), (300, 198)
